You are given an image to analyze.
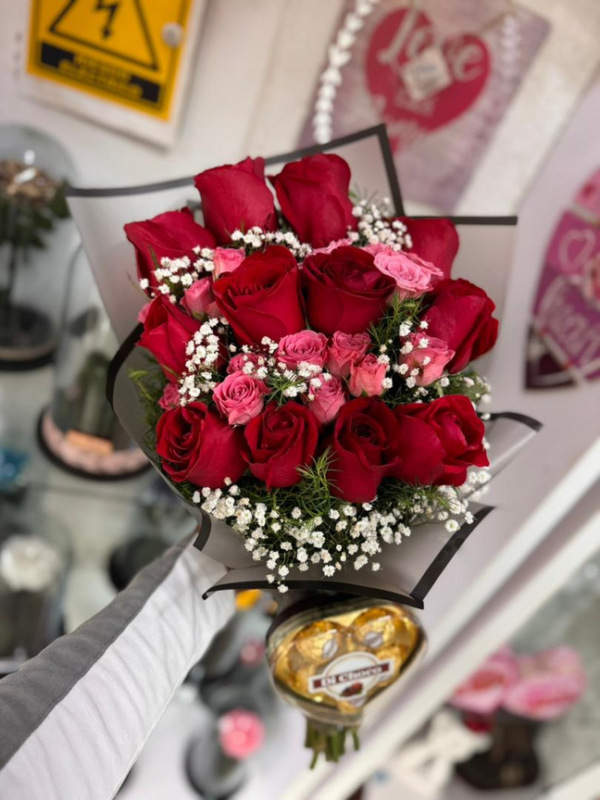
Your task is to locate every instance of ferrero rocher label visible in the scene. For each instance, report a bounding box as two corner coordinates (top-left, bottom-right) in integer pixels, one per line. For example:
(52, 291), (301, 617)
(268, 599), (423, 721)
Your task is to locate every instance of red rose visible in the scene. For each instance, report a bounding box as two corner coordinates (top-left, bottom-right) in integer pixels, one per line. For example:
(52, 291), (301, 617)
(303, 247), (395, 336)
(124, 208), (215, 293)
(396, 395), (488, 486)
(244, 402), (319, 489)
(423, 279), (499, 372)
(194, 157), (277, 244)
(137, 295), (200, 382)
(327, 398), (401, 503)
(270, 154), (357, 248)
(397, 217), (459, 280)
(156, 403), (246, 488)
(212, 246), (305, 346)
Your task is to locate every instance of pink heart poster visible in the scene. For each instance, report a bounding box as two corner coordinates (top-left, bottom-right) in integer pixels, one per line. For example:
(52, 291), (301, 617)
(301, 0), (549, 212)
(526, 173), (600, 389)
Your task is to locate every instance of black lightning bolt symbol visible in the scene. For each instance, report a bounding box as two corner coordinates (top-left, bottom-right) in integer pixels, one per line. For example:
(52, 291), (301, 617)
(94, 0), (121, 39)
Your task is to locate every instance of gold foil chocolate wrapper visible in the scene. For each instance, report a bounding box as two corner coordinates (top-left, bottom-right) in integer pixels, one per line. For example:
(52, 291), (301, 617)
(352, 607), (419, 651)
(293, 620), (345, 665)
(268, 598), (424, 723)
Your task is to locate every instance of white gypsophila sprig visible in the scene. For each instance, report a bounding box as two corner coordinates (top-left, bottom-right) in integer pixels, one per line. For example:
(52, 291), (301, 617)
(193, 476), (476, 592)
(348, 199), (412, 251)
(140, 247), (217, 301)
(178, 317), (230, 402)
(231, 226), (313, 261)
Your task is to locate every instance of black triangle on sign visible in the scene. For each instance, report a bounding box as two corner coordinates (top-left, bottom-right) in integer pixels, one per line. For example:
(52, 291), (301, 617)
(49, 0), (159, 71)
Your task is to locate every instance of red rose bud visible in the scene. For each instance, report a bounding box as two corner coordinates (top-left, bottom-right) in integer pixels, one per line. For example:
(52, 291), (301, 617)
(213, 246), (305, 346)
(327, 398), (401, 503)
(397, 217), (459, 280)
(303, 247), (395, 336)
(194, 157), (277, 244)
(244, 402), (319, 489)
(423, 279), (499, 373)
(156, 403), (247, 488)
(396, 395), (488, 486)
(124, 208), (215, 293)
(270, 154), (357, 248)
(137, 295), (200, 382)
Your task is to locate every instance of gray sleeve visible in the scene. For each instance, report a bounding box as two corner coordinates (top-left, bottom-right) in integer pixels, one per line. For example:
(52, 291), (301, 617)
(0, 535), (233, 800)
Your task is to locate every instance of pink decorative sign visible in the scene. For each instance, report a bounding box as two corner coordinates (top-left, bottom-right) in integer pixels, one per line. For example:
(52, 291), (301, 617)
(302, 0), (549, 211)
(526, 171), (600, 389)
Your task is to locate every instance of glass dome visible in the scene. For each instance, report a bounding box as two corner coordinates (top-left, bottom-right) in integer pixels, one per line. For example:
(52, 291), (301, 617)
(0, 124), (78, 369)
(38, 246), (149, 480)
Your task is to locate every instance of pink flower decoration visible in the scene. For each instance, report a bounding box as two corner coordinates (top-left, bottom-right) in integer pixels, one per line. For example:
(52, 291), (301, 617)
(308, 376), (347, 425)
(213, 372), (269, 425)
(349, 354), (387, 397)
(374, 248), (443, 301)
(312, 237), (354, 254)
(327, 331), (371, 378)
(504, 673), (586, 721)
(182, 277), (220, 317)
(158, 383), (181, 411)
(401, 332), (455, 387)
(213, 247), (245, 278)
(277, 330), (329, 370)
(218, 709), (265, 760)
(450, 648), (520, 716)
(362, 243), (388, 256)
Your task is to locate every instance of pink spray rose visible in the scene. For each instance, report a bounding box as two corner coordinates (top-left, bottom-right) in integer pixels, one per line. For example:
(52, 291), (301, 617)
(327, 331), (371, 377)
(401, 332), (455, 386)
(307, 376), (347, 425)
(213, 247), (245, 278)
(213, 372), (269, 425)
(158, 383), (181, 411)
(277, 330), (329, 370)
(312, 237), (354, 254)
(227, 351), (264, 375)
(374, 248), (443, 300)
(450, 647), (520, 716)
(349, 354), (387, 397)
(182, 277), (220, 317)
(137, 303), (151, 324)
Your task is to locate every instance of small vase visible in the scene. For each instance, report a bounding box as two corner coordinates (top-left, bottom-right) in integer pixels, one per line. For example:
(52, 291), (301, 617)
(456, 711), (540, 790)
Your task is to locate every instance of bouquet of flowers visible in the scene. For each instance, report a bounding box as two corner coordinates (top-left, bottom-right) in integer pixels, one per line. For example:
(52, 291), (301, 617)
(68, 128), (540, 764)
(125, 152), (496, 593)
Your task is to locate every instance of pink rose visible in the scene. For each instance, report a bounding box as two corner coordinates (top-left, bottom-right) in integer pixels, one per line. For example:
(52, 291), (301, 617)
(362, 243), (388, 256)
(278, 330), (328, 370)
(374, 249), (443, 300)
(213, 372), (269, 426)
(307, 376), (346, 425)
(227, 352), (264, 375)
(327, 331), (371, 377)
(313, 237), (354, 254)
(137, 303), (151, 324)
(349, 354), (387, 397)
(450, 648), (520, 716)
(401, 333), (455, 387)
(213, 247), (245, 278)
(159, 383), (181, 411)
(182, 277), (220, 317)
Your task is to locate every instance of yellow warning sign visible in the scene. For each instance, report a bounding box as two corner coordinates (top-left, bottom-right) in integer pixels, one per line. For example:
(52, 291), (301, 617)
(27, 0), (191, 120)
